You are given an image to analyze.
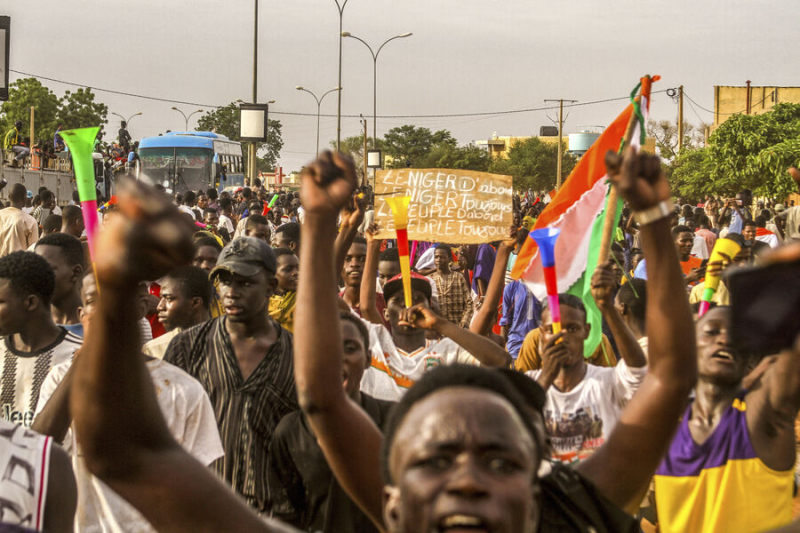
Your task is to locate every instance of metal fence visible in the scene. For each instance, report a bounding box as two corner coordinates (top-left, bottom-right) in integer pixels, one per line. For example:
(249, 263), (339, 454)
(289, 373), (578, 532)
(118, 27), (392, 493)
(0, 164), (76, 205)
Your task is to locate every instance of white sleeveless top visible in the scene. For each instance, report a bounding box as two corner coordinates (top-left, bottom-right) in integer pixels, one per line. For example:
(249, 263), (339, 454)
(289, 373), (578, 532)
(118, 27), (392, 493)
(0, 419), (51, 531)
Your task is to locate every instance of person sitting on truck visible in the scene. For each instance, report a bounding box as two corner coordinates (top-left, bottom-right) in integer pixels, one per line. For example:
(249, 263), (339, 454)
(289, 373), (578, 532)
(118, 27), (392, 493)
(4, 121), (30, 167)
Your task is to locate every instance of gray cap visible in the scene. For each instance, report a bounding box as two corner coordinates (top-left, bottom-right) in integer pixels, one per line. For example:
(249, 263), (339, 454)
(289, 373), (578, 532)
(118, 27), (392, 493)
(210, 237), (277, 279)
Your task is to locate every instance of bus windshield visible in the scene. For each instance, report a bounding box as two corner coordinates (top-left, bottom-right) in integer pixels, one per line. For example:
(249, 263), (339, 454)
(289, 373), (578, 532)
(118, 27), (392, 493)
(138, 147), (213, 192)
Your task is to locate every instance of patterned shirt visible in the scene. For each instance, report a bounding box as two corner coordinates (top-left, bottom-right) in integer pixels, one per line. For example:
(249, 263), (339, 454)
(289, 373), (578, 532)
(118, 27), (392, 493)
(429, 271), (473, 327)
(164, 316), (298, 515)
(0, 328), (81, 427)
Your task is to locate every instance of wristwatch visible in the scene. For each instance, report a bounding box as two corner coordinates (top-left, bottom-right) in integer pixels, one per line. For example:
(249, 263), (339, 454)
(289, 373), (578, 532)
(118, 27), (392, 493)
(633, 200), (675, 226)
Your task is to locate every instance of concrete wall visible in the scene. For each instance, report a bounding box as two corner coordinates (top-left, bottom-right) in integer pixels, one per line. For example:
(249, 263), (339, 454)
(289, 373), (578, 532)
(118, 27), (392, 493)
(713, 86), (800, 129)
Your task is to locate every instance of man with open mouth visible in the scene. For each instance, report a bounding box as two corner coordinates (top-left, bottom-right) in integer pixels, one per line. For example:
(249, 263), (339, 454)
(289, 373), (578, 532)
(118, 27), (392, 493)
(654, 305), (800, 533)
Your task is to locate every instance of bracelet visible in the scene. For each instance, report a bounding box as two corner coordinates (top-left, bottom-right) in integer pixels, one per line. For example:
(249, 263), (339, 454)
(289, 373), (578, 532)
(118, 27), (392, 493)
(633, 200), (675, 226)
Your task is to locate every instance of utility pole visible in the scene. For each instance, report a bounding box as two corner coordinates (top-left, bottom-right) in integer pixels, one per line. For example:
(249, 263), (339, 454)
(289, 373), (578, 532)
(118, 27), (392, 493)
(30, 107), (34, 156)
(544, 98), (577, 190)
(678, 85), (684, 154)
(250, 0), (259, 187)
(362, 116), (368, 188)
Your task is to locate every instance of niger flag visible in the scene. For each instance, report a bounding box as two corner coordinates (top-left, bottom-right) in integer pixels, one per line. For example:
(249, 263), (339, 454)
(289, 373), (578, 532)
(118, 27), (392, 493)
(512, 75), (658, 357)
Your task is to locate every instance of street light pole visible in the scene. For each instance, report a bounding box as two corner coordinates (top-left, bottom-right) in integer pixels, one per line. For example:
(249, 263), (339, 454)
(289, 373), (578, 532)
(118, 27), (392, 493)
(171, 107), (204, 131)
(112, 112), (142, 126)
(342, 31), (412, 148)
(296, 86), (341, 157)
(248, 0), (259, 187)
(334, 0), (349, 151)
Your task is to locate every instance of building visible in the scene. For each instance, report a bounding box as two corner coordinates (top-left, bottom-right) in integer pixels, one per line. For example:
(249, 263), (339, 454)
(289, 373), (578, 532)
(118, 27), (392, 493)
(474, 130), (654, 159)
(712, 84), (800, 130)
(473, 133), (564, 160)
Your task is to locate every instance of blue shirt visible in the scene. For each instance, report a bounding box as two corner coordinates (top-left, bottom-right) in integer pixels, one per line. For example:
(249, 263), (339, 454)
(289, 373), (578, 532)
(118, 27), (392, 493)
(633, 259), (648, 280)
(471, 244), (497, 295)
(499, 280), (540, 358)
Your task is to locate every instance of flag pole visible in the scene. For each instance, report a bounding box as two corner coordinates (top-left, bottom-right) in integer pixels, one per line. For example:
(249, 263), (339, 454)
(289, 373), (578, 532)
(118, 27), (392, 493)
(597, 94), (642, 265)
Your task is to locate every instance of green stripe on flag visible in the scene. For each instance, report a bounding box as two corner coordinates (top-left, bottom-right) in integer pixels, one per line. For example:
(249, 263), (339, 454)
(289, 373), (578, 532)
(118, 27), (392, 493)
(566, 184), (624, 359)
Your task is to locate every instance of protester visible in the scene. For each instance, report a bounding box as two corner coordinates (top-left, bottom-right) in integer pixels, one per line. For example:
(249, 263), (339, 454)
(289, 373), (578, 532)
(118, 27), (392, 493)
(471, 240), (497, 305)
(268, 248), (299, 333)
(429, 245), (473, 327)
(267, 312), (393, 532)
(0, 416), (76, 531)
(0, 184), (39, 257)
(33, 270), (223, 533)
(59, 205), (84, 239)
(30, 190), (57, 227)
(0, 252), (82, 426)
(273, 222), (300, 253)
(614, 278), (648, 356)
(192, 236), (225, 318)
(244, 214), (270, 242)
(654, 306), (800, 532)
(4, 121), (30, 167)
(526, 265), (647, 464)
(744, 219), (772, 260)
(142, 266), (212, 359)
(164, 237), (298, 514)
(634, 224), (704, 286)
(501, 276), (541, 360)
(203, 207), (231, 242)
(34, 233), (85, 336)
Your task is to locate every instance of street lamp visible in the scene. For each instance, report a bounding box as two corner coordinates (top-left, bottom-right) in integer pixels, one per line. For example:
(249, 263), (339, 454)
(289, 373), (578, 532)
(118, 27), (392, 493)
(342, 31), (412, 148)
(334, 0), (349, 151)
(171, 107), (204, 131)
(296, 86), (341, 157)
(112, 111), (142, 126)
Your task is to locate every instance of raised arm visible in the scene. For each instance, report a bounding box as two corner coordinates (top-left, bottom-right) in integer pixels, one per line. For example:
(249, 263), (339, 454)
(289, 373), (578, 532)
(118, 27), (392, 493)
(69, 181), (294, 533)
(404, 305), (511, 368)
(333, 196), (364, 281)
(294, 152), (386, 530)
(359, 223), (384, 325)
(590, 261), (646, 368)
(577, 148), (697, 511)
(470, 230), (516, 336)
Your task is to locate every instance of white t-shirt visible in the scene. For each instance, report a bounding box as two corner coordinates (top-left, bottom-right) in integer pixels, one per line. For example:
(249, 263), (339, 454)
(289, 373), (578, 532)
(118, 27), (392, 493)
(526, 360), (647, 465)
(0, 419), (52, 531)
(219, 214), (235, 234)
(0, 328), (82, 427)
(178, 205), (197, 220)
(36, 358), (224, 533)
(360, 321), (479, 401)
(691, 235), (709, 260)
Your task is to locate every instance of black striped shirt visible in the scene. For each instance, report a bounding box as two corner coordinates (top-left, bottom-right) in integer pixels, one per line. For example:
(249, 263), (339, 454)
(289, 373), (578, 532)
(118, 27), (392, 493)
(164, 316), (298, 514)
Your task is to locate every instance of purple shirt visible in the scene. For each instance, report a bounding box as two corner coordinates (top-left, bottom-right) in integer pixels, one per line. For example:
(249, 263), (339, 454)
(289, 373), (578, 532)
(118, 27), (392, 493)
(471, 244), (497, 295)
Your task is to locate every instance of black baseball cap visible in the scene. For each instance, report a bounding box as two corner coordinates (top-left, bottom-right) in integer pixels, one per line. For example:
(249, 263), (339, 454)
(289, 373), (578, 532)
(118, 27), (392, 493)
(210, 237), (277, 280)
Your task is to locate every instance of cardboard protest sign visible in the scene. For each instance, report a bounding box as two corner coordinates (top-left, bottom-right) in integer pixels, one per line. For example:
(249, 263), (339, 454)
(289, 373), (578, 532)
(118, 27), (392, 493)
(374, 168), (513, 244)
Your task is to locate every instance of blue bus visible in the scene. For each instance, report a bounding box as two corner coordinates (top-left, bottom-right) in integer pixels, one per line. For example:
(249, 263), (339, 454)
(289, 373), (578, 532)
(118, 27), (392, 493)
(137, 131), (246, 193)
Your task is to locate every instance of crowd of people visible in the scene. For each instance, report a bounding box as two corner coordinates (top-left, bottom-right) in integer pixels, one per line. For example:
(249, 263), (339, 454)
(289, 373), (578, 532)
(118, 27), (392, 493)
(3, 120), (138, 176)
(0, 146), (795, 533)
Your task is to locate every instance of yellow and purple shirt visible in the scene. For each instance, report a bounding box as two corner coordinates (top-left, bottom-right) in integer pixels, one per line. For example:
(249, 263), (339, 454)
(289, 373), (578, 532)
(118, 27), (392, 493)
(654, 390), (794, 533)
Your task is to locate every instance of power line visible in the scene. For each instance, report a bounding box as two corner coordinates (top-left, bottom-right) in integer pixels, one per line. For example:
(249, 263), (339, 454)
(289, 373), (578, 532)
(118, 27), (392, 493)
(684, 91), (774, 117)
(10, 68), (668, 120)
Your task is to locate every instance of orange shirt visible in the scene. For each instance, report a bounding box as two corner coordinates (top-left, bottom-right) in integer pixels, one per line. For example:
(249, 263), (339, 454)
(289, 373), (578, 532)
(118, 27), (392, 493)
(680, 256), (703, 285)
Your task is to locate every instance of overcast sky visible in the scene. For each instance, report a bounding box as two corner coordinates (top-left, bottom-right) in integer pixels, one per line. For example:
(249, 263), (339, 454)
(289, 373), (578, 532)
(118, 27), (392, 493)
(6, 0), (799, 171)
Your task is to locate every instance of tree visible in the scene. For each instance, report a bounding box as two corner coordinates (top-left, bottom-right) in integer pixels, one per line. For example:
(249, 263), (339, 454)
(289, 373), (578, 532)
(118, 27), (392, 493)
(56, 88), (108, 140)
(488, 137), (577, 192)
(646, 119), (707, 161)
(668, 103), (800, 200)
(0, 77), (59, 147)
(421, 144), (491, 171)
(196, 102), (283, 171)
(330, 135), (384, 184)
(382, 125), (457, 168)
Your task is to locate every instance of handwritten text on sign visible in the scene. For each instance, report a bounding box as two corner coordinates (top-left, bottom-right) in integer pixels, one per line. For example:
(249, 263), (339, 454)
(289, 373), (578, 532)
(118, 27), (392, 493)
(374, 168), (513, 243)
